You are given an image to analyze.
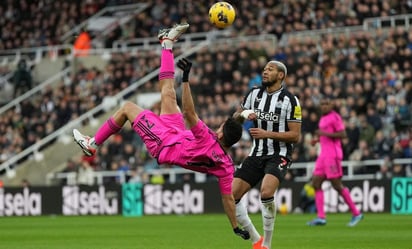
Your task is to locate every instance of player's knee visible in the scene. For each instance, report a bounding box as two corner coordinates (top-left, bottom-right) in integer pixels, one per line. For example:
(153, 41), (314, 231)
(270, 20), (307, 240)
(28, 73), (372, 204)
(122, 101), (138, 113)
(260, 189), (275, 199)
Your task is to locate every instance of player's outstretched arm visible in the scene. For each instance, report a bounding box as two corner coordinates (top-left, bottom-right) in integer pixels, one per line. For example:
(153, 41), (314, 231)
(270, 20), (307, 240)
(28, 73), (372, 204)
(177, 58), (199, 129)
(221, 193), (250, 240)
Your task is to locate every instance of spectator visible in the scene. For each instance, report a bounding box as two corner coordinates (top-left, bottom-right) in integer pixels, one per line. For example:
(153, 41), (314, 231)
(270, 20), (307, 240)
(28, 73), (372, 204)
(73, 28), (91, 57)
(372, 130), (393, 159)
(12, 59), (33, 98)
(77, 161), (94, 186)
(358, 115), (375, 146)
(21, 178), (30, 188)
(366, 103), (383, 132)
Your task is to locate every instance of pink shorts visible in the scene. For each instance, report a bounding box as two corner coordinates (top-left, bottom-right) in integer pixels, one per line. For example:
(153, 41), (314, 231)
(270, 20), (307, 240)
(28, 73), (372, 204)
(132, 110), (184, 158)
(313, 156), (343, 179)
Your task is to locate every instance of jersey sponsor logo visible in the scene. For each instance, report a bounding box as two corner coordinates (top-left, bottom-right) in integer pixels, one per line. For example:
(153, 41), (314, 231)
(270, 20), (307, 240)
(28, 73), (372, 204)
(255, 109), (279, 122)
(294, 106), (302, 119)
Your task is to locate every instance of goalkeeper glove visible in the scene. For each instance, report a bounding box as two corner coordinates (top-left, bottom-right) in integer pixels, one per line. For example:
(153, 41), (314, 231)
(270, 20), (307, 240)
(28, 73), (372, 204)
(233, 227), (250, 240)
(177, 58), (192, 82)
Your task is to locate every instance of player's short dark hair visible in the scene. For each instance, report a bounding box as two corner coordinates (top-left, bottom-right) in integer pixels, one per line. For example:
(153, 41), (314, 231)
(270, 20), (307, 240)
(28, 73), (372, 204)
(222, 117), (243, 147)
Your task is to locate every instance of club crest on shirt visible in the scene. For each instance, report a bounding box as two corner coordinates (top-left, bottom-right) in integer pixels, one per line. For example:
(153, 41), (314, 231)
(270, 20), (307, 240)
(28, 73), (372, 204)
(275, 101), (283, 108)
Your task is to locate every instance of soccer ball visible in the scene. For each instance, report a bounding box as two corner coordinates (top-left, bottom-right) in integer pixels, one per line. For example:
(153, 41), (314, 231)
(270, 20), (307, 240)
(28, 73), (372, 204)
(208, 2), (236, 29)
(278, 203), (288, 215)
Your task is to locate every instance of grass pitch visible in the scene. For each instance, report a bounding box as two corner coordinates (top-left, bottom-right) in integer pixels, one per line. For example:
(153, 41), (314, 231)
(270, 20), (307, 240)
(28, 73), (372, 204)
(1, 213), (410, 249)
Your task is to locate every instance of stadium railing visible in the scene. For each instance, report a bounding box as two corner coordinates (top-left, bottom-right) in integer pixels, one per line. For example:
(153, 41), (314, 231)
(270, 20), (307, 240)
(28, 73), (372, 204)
(1, 13), (411, 68)
(280, 13), (412, 45)
(46, 158), (412, 186)
(112, 29), (233, 50)
(0, 68), (71, 116)
(363, 13), (412, 29)
(60, 3), (149, 44)
(0, 3), (149, 66)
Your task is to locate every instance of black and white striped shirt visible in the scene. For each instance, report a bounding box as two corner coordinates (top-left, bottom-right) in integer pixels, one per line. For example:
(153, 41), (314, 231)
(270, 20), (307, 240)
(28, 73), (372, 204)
(241, 86), (302, 158)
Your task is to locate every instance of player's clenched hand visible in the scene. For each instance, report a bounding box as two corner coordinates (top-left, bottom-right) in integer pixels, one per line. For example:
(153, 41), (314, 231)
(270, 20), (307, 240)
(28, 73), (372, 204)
(233, 227), (250, 240)
(249, 128), (268, 139)
(177, 58), (192, 82)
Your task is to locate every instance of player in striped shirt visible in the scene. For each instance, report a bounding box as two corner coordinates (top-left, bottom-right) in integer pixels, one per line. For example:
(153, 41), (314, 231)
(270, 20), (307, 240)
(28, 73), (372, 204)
(233, 60), (302, 249)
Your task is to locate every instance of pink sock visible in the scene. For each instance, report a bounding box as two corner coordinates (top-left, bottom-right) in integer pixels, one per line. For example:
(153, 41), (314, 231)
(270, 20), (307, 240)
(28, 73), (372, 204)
(341, 188), (360, 216)
(159, 49), (174, 80)
(94, 117), (122, 145)
(315, 190), (325, 219)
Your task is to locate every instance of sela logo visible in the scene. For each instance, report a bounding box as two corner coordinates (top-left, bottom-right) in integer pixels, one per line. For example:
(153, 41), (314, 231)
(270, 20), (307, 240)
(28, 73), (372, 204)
(323, 180), (384, 212)
(0, 188), (42, 216)
(62, 186), (118, 215)
(144, 184), (204, 215)
(255, 109), (279, 122)
(242, 188), (292, 214)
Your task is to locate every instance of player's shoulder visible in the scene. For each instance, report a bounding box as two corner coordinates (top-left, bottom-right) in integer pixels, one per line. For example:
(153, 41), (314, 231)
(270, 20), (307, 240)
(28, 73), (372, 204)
(280, 86), (297, 97)
(245, 86), (265, 96)
(330, 110), (344, 120)
(280, 87), (300, 104)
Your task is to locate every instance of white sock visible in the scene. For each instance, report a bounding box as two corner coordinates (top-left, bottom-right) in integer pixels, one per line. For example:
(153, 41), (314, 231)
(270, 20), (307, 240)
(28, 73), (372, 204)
(261, 198), (276, 249)
(235, 200), (261, 243)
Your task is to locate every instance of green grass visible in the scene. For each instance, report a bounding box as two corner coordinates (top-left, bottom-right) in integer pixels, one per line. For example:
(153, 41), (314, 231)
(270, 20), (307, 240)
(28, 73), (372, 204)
(1, 213), (410, 249)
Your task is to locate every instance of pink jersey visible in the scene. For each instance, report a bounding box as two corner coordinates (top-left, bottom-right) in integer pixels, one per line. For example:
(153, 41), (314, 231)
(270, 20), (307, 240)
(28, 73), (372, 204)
(318, 110), (345, 159)
(158, 120), (234, 195)
(133, 111), (234, 195)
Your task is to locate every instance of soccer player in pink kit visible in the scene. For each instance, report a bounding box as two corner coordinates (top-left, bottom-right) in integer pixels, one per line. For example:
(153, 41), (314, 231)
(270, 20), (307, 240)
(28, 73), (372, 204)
(307, 97), (363, 227)
(72, 23), (250, 239)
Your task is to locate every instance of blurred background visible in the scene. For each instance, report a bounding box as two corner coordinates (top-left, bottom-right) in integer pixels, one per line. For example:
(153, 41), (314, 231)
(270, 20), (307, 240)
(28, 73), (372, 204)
(0, 0), (411, 197)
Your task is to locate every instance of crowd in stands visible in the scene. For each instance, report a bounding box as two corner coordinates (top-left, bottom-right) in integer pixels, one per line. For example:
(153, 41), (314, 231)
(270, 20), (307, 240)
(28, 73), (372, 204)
(63, 26), (412, 185)
(0, 0), (411, 185)
(1, 0), (412, 51)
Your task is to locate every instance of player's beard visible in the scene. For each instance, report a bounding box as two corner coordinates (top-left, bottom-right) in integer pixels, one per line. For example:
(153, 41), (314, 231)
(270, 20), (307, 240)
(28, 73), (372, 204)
(262, 79), (276, 87)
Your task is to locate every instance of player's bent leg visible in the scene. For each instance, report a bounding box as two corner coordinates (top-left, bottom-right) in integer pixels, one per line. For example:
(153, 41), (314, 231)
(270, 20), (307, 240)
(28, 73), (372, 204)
(330, 178), (362, 224)
(118, 101), (144, 123)
(73, 101), (143, 157)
